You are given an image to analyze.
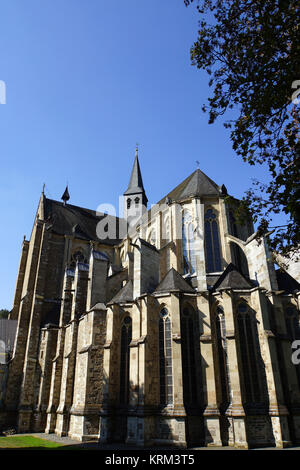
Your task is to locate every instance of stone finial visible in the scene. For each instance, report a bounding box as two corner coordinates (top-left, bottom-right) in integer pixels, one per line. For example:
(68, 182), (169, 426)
(61, 185), (70, 206)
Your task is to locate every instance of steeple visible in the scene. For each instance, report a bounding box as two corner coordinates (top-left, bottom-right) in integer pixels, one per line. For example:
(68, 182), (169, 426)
(124, 146), (147, 201)
(123, 147), (148, 223)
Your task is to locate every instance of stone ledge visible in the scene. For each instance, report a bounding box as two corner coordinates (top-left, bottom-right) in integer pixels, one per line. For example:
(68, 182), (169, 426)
(200, 334), (212, 343)
(172, 333), (181, 342)
(130, 335), (147, 347)
(78, 344), (100, 354)
(78, 345), (92, 354)
(64, 351), (73, 359)
(226, 330), (235, 339)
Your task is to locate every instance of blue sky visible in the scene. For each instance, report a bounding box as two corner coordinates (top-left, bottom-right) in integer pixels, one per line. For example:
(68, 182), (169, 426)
(0, 0), (283, 309)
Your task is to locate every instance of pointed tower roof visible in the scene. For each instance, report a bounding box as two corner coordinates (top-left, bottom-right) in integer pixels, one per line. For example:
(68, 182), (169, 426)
(153, 268), (195, 294)
(124, 148), (147, 201)
(61, 185), (70, 205)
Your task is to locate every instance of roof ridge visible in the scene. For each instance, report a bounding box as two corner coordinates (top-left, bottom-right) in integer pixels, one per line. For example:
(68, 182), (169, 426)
(154, 167), (220, 208)
(45, 196), (122, 221)
(196, 168), (220, 190)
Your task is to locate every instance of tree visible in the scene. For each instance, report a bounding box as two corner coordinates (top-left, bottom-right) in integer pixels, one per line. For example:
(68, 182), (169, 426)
(0, 309), (10, 319)
(185, 0), (299, 258)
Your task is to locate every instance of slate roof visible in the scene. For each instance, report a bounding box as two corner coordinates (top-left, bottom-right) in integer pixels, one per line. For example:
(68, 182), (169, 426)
(43, 196), (123, 245)
(108, 280), (133, 305)
(206, 275), (221, 290)
(153, 268), (195, 294)
(276, 269), (300, 294)
(156, 169), (224, 206)
(123, 151), (147, 200)
(213, 263), (253, 291)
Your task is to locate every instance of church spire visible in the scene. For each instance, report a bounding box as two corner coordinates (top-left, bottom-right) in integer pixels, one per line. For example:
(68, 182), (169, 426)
(123, 147), (148, 223)
(124, 146), (147, 200)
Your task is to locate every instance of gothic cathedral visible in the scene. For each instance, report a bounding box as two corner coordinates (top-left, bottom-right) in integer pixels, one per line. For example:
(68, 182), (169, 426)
(1, 150), (300, 448)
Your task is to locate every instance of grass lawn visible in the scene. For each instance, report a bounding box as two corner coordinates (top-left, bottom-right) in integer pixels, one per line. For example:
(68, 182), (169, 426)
(0, 435), (69, 449)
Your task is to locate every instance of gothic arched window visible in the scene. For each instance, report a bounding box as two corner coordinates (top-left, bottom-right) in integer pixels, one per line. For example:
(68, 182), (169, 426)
(127, 198), (131, 209)
(159, 308), (173, 405)
(236, 303), (261, 403)
(204, 209), (222, 273)
(181, 307), (199, 405)
(70, 249), (87, 268)
(134, 197), (140, 206)
(215, 306), (231, 410)
(182, 210), (196, 274)
(120, 316), (132, 404)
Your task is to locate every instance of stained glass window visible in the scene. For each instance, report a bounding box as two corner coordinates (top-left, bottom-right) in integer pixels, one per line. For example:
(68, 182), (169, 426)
(182, 211), (196, 274)
(120, 316), (132, 404)
(215, 306), (230, 410)
(70, 249), (87, 269)
(237, 303), (261, 403)
(181, 307), (198, 405)
(204, 209), (222, 273)
(159, 308), (173, 405)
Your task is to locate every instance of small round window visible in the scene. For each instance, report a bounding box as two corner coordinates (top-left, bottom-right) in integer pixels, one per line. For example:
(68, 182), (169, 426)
(160, 308), (169, 318)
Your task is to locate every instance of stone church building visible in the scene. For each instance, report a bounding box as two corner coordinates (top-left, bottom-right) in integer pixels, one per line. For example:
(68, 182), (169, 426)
(1, 150), (300, 448)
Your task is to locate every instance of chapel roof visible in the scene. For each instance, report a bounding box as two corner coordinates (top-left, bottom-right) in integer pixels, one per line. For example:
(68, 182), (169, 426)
(43, 196), (123, 245)
(212, 263), (253, 291)
(107, 280), (133, 305)
(156, 168), (225, 206)
(153, 268), (195, 294)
